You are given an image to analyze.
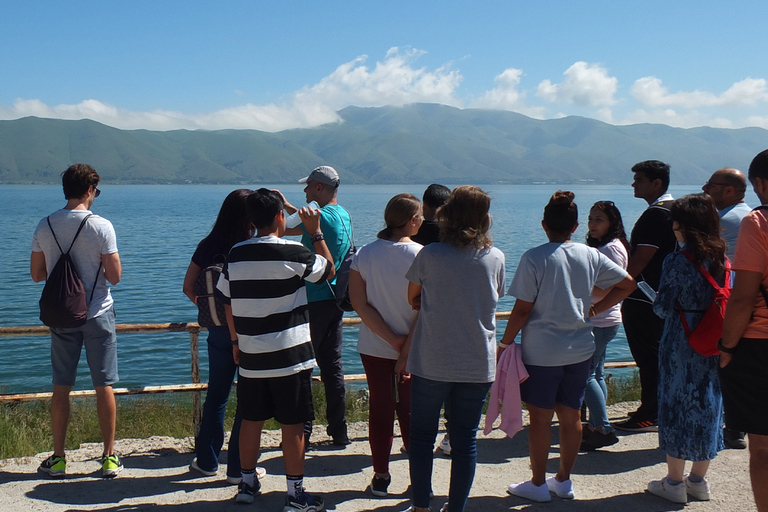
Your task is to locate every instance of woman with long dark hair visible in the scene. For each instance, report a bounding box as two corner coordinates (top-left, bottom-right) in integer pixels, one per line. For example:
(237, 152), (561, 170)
(502, 191), (635, 502)
(646, 193), (727, 504)
(581, 201), (629, 451)
(397, 186), (505, 512)
(182, 189), (264, 483)
(349, 193), (423, 498)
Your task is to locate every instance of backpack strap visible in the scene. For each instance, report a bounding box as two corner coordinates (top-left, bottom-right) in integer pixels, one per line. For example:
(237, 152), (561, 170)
(679, 250), (728, 290)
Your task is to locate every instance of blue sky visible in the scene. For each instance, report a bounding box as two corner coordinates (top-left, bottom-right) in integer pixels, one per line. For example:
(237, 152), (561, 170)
(2, 1), (767, 132)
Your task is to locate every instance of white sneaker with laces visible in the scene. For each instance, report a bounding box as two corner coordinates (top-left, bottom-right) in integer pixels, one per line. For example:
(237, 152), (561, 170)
(685, 474), (711, 501)
(507, 480), (551, 502)
(439, 434), (452, 455)
(647, 478), (687, 504)
(546, 476), (574, 499)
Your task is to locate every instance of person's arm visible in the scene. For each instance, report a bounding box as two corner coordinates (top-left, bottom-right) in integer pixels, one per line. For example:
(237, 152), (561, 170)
(349, 270), (406, 352)
(394, 312), (418, 378)
(720, 269), (763, 367)
(272, 189), (303, 236)
(591, 275), (637, 316)
(626, 245), (657, 279)
(498, 299), (534, 356)
(182, 261), (202, 304)
(225, 304), (240, 365)
(407, 282), (422, 310)
(300, 207), (335, 280)
(102, 252), (122, 285)
(30, 251), (47, 282)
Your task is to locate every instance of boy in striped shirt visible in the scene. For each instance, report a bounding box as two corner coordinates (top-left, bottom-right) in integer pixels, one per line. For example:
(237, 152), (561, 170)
(217, 189), (334, 511)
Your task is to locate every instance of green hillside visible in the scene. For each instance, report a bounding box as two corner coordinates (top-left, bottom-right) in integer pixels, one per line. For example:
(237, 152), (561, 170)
(1, 104), (766, 184)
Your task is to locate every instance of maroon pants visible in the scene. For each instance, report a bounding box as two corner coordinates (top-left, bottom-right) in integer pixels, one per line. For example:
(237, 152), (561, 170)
(360, 353), (412, 474)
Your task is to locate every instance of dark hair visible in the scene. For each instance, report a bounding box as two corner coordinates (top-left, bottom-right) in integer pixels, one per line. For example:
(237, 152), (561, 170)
(632, 160), (670, 192)
(586, 201), (630, 251)
(671, 193), (727, 279)
(748, 149), (768, 182)
(437, 186), (492, 249)
(377, 193), (421, 240)
(61, 164), (100, 199)
(543, 190), (578, 234)
(247, 188), (284, 229)
(422, 184), (451, 210)
(202, 189), (254, 250)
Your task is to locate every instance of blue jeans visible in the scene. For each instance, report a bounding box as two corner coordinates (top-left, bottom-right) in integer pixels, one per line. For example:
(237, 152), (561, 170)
(409, 376), (491, 512)
(196, 326), (241, 477)
(584, 325), (620, 432)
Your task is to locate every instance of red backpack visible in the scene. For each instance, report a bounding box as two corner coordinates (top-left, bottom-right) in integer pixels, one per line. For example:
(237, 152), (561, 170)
(676, 251), (730, 357)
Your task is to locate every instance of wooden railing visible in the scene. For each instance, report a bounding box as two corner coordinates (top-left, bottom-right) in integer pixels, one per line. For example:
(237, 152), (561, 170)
(0, 313), (636, 433)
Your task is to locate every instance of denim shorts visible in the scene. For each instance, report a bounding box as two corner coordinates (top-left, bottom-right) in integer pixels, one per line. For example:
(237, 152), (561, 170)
(521, 357), (592, 410)
(236, 368), (315, 425)
(50, 307), (118, 387)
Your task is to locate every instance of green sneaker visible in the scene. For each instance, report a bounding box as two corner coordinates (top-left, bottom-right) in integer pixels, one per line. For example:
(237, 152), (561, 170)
(39, 455), (66, 477)
(102, 454), (123, 478)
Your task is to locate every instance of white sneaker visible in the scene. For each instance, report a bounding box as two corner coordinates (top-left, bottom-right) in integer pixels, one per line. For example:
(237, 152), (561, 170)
(647, 478), (687, 504)
(685, 475), (711, 501)
(546, 476), (574, 499)
(439, 434), (452, 455)
(507, 480), (551, 502)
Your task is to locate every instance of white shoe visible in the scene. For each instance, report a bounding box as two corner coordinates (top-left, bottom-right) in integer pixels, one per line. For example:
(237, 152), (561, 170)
(685, 474), (711, 501)
(647, 478), (687, 504)
(438, 434), (452, 455)
(546, 476), (574, 499)
(507, 480), (551, 502)
(190, 457), (217, 477)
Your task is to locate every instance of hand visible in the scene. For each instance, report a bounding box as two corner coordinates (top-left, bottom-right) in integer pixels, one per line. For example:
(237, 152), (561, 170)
(719, 352), (732, 368)
(233, 345), (240, 365)
(394, 354), (408, 378)
(272, 189), (296, 213)
(299, 206), (322, 234)
(410, 295), (421, 311)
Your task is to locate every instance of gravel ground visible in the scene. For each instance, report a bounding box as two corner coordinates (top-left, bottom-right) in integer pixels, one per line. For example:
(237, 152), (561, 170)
(0, 402), (755, 511)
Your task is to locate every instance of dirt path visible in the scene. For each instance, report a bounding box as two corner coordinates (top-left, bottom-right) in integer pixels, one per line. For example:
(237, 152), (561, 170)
(0, 403), (755, 511)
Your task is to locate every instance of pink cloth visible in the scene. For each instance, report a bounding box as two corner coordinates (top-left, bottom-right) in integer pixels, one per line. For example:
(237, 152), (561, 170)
(483, 342), (528, 437)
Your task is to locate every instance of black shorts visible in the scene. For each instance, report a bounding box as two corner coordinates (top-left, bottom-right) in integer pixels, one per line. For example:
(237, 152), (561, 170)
(719, 338), (768, 436)
(236, 369), (315, 425)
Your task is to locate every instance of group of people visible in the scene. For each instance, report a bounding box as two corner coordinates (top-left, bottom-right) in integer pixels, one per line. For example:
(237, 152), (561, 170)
(29, 150), (768, 512)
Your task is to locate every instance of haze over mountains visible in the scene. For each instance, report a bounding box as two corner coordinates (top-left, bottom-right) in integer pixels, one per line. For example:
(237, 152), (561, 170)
(1, 103), (766, 185)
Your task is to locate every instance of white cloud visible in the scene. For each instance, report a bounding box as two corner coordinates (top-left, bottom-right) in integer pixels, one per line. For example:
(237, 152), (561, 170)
(0, 48), (462, 131)
(472, 68), (547, 118)
(536, 62), (617, 106)
(631, 77), (768, 108)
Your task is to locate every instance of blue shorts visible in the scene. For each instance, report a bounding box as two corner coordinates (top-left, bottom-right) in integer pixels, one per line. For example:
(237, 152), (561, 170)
(521, 357), (592, 410)
(50, 308), (118, 387)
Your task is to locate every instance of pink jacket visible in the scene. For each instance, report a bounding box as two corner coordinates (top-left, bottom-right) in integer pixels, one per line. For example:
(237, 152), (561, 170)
(484, 342), (528, 437)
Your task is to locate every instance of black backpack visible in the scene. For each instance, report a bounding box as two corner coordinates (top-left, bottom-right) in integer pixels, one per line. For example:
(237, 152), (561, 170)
(194, 255), (227, 327)
(39, 215), (100, 328)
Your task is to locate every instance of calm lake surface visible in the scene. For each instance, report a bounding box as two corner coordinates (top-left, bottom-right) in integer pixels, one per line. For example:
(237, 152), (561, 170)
(2, 183), (754, 393)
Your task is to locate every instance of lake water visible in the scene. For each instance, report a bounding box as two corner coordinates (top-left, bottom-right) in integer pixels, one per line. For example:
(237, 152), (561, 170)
(2, 183), (752, 393)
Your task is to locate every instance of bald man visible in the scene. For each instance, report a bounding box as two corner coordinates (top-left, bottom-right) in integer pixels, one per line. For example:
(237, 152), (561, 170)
(702, 168), (752, 260)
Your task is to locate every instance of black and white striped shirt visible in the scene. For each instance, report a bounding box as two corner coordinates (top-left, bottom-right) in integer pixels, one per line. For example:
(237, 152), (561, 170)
(217, 236), (332, 379)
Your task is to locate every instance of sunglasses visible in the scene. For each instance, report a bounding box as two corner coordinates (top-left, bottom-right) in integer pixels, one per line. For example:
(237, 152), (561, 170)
(94, 187), (101, 197)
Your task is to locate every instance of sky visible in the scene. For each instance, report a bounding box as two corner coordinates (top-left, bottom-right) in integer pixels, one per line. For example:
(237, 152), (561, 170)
(2, 1), (768, 132)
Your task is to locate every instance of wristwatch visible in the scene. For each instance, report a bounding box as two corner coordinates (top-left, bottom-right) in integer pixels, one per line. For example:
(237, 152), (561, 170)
(716, 339), (737, 354)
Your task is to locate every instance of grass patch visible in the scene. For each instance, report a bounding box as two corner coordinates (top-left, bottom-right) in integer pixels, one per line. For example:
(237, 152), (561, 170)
(606, 370), (641, 405)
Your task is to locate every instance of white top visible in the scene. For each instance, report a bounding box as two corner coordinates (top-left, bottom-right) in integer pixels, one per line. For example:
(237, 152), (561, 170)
(351, 238), (422, 360)
(509, 242), (627, 367)
(589, 238), (629, 328)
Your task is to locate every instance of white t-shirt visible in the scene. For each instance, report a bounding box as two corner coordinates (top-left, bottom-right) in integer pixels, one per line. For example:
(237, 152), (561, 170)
(589, 238), (629, 328)
(351, 239), (422, 360)
(509, 242), (627, 367)
(31, 208), (118, 319)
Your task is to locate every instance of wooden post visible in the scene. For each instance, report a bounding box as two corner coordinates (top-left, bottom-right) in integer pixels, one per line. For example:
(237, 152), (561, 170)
(189, 328), (202, 437)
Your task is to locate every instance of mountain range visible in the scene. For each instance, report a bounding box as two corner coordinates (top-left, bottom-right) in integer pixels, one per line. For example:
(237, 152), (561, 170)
(1, 103), (766, 185)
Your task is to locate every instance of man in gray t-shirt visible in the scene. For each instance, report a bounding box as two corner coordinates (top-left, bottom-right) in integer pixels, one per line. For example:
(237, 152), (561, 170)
(31, 164), (123, 478)
(702, 167), (751, 260)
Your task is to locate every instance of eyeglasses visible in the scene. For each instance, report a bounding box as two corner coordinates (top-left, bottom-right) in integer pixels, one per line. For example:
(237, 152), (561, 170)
(94, 187), (101, 197)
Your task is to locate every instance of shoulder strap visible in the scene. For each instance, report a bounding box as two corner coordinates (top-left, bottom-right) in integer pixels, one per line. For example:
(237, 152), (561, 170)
(679, 250), (726, 290)
(47, 214), (93, 255)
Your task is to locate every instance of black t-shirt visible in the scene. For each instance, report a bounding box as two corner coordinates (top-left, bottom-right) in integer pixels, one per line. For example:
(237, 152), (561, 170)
(627, 199), (676, 302)
(412, 219), (440, 246)
(191, 236), (231, 269)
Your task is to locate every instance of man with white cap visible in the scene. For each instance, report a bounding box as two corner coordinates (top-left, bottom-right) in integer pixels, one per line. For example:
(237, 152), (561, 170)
(282, 165), (353, 446)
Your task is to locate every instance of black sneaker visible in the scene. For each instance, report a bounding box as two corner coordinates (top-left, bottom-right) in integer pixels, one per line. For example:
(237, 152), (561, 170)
(331, 432), (351, 446)
(614, 417), (658, 432)
(370, 474), (391, 497)
(283, 491), (324, 512)
(724, 427), (747, 449)
(580, 430), (619, 451)
(235, 479), (261, 504)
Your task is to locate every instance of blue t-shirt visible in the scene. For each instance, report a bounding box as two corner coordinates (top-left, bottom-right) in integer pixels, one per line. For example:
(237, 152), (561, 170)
(300, 204), (352, 303)
(509, 242), (627, 367)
